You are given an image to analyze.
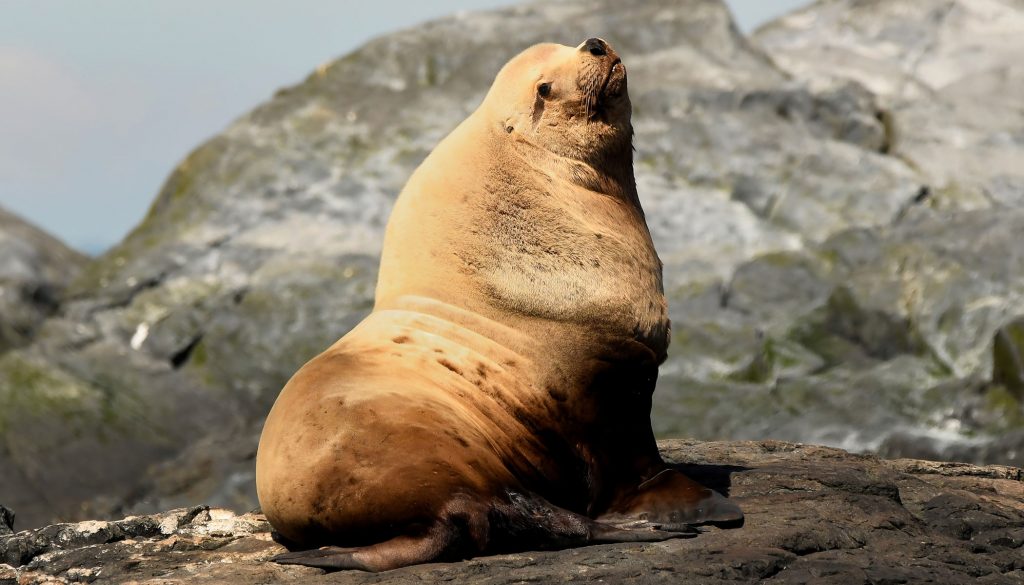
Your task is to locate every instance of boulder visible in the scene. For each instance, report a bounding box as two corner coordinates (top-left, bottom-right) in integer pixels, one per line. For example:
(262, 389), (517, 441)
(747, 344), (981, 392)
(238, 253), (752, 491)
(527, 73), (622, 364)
(0, 506), (13, 536)
(755, 0), (1024, 210)
(0, 207), (86, 353)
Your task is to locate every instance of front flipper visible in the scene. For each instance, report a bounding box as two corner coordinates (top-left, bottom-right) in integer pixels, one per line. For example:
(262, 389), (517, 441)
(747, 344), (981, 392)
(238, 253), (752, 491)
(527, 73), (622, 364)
(588, 519), (699, 541)
(599, 468), (744, 529)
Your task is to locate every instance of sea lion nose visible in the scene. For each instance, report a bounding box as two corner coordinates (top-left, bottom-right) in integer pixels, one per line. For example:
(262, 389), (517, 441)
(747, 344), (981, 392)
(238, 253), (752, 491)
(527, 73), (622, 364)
(582, 37), (608, 57)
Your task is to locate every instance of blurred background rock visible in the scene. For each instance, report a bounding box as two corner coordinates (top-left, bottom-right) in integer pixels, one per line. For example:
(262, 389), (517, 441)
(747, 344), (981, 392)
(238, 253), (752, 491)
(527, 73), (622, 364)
(1, 0), (1022, 530)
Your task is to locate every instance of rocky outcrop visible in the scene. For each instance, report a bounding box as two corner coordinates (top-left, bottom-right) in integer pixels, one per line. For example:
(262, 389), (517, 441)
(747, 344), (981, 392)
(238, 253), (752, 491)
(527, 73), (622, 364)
(0, 207), (86, 353)
(0, 506), (13, 537)
(2, 441), (1022, 584)
(1, 0), (1023, 529)
(755, 0), (1024, 208)
(667, 0), (1024, 462)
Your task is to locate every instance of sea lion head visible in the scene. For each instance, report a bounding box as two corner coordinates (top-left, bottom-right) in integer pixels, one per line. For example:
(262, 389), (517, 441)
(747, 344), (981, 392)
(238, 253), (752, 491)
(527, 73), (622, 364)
(377, 37), (662, 345)
(484, 38), (632, 179)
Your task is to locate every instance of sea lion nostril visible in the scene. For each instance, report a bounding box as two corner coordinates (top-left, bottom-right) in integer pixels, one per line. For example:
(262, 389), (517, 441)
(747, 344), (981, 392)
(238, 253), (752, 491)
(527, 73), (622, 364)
(584, 37), (607, 56)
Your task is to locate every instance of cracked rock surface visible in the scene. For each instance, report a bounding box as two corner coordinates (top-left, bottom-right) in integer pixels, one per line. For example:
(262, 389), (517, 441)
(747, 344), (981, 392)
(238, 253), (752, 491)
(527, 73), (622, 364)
(2, 441), (1022, 584)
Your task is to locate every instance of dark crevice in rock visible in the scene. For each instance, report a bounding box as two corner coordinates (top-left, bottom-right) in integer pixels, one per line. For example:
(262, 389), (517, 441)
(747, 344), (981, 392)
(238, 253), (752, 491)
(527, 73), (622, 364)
(231, 288), (249, 305)
(170, 335), (204, 369)
(0, 505), (13, 535)
(752, 553), (791, 581)
(70, 271), (169, 314)
(25, 283), (60, 316)
(893, 185), (932, 224)
(876, 108), (894, 154)
(912, 186), (931, 204)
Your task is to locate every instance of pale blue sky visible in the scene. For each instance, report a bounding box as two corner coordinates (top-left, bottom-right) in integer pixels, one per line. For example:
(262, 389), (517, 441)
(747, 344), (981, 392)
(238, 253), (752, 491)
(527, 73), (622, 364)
(0, 0), (808, 254)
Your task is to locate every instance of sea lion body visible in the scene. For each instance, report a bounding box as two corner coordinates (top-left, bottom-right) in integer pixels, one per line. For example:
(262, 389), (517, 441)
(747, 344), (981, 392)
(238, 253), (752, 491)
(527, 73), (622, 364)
(257, 38), (742, 572)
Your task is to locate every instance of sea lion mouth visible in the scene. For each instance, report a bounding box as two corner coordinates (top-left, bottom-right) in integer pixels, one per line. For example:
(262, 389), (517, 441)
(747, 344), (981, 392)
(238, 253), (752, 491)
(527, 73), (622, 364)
(586, 58), (625, 120)
(601, 58), (624, 98)
(578, 37), (627, 120)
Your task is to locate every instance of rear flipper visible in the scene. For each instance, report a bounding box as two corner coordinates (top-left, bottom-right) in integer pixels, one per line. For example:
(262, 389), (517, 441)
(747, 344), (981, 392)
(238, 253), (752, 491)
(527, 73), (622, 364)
(273, 546), (367, 571)
(598, 468), (744, 529)
(271, 490), (694, 572)
(272, 531), (447, 572)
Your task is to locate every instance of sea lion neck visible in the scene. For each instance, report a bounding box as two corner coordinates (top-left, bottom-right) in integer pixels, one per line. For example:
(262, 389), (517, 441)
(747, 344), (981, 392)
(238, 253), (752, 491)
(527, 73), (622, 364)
(502, 122), (639, 204)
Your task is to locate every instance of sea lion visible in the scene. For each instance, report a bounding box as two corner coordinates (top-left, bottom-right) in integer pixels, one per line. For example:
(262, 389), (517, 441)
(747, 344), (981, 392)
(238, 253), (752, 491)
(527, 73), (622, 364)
(256, 37), (743, 572)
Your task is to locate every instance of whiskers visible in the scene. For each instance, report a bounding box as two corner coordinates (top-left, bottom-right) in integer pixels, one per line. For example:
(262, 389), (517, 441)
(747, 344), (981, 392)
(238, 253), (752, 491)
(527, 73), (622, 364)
(578, 61), (605, 120)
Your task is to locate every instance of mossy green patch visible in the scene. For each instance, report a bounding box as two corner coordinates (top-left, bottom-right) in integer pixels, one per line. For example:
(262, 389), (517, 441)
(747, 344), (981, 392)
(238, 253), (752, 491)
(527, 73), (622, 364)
(0, 350), (166, 446)
(983, 385), (1024, 429)
(729, 336), (824, 384)
(992, 317), (1024, 401)
(421, 54), (438, 87)
(729, 338), (777, 384)
(0, 352), (100, 436)
(787, 306), (863, 368)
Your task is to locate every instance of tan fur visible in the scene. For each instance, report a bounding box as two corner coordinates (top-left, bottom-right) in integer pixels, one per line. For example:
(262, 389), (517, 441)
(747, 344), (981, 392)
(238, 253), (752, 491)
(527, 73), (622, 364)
(374, 42), (666, 349)
(256, 40), (739, 571)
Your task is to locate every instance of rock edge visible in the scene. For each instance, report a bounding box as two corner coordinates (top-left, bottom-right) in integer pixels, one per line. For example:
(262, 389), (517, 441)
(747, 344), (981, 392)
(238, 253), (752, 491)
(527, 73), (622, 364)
(2, 440), (1022, 584)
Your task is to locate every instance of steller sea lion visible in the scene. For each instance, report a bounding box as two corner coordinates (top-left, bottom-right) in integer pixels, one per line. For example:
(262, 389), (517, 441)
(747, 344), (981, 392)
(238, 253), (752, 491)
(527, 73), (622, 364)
(256, 37), (743, 572)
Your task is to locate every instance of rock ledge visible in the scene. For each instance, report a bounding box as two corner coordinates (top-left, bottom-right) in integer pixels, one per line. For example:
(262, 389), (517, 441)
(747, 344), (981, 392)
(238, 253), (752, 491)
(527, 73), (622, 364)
(2, 440), (1022, 584)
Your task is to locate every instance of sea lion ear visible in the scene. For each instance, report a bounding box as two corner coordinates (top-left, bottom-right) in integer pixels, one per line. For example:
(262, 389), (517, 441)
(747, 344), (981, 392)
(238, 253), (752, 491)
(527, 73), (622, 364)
(502, 118), (515, 134)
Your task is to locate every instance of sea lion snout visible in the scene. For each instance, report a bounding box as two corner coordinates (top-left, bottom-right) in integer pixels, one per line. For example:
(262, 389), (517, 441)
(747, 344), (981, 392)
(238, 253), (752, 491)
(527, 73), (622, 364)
(581, 37), (609, 56)
(579, 38), (619, 64)
(572, 38), (626, 112)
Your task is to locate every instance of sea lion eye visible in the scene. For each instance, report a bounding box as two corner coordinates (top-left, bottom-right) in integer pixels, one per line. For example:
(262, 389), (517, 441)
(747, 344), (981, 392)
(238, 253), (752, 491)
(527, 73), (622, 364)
(537, 82), (552, 98)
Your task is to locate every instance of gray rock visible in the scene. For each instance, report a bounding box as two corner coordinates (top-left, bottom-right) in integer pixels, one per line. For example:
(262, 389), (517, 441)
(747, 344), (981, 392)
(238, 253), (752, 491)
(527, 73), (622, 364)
(2, 441), (1023, 584)
(1, 0), (821, 529)
(0, 207), (86, 353)
(658, 208), (1024, 457)
(754, 0), (1024, 211)
(650, 0), (1024, 462)
(2, 0), (1024, 530)
(0, 506), (12, 536)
